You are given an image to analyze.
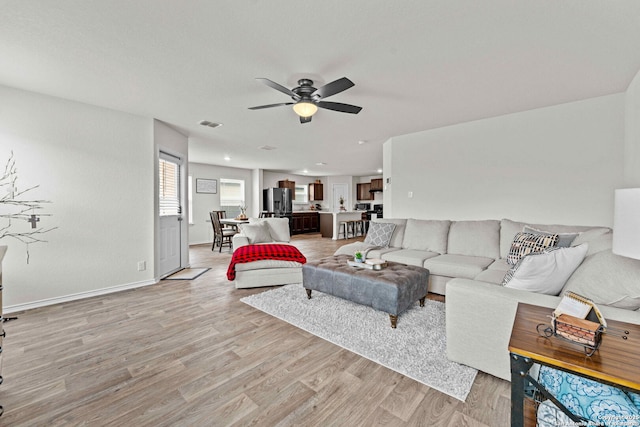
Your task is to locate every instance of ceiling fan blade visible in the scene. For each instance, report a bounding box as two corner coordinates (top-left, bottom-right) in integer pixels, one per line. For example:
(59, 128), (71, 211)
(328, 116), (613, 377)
(256, 78), (299, 99)
(317, 101), (362, 114)
(300, 116), (312, 124)
(312, 77), (354, 99)
(248, 102), (294, 110)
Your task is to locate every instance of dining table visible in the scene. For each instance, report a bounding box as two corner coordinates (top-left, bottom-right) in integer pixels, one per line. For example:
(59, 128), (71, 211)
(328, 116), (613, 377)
(220, 218), (250, 230)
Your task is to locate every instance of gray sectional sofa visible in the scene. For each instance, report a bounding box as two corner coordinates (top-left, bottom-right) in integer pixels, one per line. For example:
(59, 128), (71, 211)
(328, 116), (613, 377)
(335, 218), (640, 381)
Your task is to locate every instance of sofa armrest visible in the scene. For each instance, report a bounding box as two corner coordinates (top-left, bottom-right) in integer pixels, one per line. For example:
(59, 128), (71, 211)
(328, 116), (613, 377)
(232, 234), (250, 249)
(446, 279), (560, 381)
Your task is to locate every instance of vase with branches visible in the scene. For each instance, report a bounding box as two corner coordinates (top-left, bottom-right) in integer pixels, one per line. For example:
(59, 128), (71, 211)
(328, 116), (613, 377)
(0, 152), (56, 263)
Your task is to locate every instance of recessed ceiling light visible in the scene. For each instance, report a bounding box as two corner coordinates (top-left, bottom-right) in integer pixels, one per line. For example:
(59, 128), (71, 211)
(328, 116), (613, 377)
(224, 156), (231, 161)
(315, 162), (326, 166)
(303, 169), (308, 174)
(377, 169), (383, 173)
(358, 140), (367, 145)
(199, 120), (223, 128)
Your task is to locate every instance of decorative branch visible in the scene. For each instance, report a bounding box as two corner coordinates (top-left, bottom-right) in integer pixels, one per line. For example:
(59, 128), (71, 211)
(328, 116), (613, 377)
(0, 151), (57, 263)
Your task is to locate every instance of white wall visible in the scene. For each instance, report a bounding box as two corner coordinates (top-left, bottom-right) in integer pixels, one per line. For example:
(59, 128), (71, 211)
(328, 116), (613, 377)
(188, 162), (253, 245)
(385, 93), (626, 226)
(625, 68), (640, 186)
(0, 85), (155, 311)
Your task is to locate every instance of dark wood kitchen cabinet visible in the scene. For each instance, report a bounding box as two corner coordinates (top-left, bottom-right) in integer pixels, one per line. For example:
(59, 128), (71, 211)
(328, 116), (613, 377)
(291, 212), (319, 234)
(370, 178), (383, 192)
(278, 179), (296, 200)
(309, 183), (323, 201)
(357, 183), (371, 200)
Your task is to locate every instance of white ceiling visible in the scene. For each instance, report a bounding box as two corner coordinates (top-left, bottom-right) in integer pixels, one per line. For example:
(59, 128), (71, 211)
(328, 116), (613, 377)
(2, 1), (640, 176)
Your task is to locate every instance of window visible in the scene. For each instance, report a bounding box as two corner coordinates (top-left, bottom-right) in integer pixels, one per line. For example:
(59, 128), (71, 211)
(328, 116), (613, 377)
(295, 185), (308, 203)
(159, 155), (180, 216)
(220, 178), (245, 218)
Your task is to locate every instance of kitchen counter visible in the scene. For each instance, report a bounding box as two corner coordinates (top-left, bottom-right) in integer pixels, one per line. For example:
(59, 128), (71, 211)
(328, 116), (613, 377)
(319, 211), (365, 239)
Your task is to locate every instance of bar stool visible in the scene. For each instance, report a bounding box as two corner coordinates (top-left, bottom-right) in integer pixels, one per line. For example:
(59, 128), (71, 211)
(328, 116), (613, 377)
(353, 219), (365, 237)
(338, 221), (348, 239)
(361, 219), (370, 235)
(346, 220), (359, 238)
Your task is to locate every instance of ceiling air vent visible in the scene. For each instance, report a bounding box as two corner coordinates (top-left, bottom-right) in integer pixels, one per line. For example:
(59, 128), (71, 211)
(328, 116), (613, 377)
(199, 120), (222, 128)
(258, 145), (277, 151)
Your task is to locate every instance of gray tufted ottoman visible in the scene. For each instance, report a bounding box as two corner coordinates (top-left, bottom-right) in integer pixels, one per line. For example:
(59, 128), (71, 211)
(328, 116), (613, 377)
(302, 255), (430, 328)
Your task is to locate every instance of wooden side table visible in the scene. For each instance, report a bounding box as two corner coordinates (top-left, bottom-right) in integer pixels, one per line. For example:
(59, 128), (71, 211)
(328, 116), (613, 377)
(508, 303), (640, 427)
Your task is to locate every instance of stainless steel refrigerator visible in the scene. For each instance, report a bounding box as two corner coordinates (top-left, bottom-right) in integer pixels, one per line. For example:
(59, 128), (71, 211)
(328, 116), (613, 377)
(263, 188), (293, 217)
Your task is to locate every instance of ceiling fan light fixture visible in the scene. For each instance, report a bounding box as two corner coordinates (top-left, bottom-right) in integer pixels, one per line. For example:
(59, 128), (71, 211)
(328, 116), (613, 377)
(292, 101), (318, 117)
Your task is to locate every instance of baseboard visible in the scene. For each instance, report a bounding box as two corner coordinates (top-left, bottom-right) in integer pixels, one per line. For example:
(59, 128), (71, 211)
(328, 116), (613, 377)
(4, 278), (158, 314)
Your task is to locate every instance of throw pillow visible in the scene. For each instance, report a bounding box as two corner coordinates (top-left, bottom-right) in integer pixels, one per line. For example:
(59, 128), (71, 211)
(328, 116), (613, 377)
(364, 222), (396, 248)
(523, 226), (578, 248)
(502, 244), (588, 295)
(240, 222), (272, 244)
(249, 217), (290, 242)
(506, 232), (559, 266)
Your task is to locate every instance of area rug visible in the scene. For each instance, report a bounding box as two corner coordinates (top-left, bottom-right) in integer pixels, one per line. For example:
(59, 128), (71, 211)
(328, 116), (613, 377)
(241, 283), (477, 401)
(163, 268), (210, 280)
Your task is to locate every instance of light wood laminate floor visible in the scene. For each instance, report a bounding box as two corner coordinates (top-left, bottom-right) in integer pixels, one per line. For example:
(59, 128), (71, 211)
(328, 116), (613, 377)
(0, 233), (510, 426)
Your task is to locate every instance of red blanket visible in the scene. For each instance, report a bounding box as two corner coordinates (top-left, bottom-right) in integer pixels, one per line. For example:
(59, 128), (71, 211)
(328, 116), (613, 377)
(227, 244), (307, 281)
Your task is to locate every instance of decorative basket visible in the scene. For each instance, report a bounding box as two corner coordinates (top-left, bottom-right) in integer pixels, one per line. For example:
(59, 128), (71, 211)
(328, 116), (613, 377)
(552, 314), (604, 356)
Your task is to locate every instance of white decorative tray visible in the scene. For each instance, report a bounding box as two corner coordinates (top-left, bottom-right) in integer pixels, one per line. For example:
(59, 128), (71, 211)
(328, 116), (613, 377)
(347, 259), (387, 270)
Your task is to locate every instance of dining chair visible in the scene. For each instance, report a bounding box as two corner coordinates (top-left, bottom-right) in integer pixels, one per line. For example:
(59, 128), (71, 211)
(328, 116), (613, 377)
(212, 210), (233, 229)
(259, 211), (276, 218)
(210, 211), (237, 252)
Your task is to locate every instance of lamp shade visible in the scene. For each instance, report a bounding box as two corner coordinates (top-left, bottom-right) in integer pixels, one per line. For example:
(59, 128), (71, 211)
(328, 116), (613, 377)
(613, 188), (640, 259)
(292, 101), (318, 117)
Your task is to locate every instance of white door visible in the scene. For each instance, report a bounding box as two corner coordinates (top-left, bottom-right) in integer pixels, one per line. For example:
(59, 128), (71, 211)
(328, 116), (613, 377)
(333, 183), (348, 211)
(158, 153), (182, 276)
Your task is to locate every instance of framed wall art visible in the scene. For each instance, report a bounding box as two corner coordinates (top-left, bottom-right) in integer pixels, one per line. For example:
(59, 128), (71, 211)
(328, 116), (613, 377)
(196, 178), (217, 194)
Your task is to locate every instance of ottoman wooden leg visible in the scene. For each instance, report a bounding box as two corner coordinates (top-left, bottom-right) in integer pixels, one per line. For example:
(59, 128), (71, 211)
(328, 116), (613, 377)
(389, 314), (398, 329)
(419, 295), (426, 307)
(305, 288), (312, 299)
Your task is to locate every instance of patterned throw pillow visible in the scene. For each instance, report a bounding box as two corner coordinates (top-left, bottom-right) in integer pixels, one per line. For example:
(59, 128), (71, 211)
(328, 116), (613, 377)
(537, 366), (640, 426)
(364, 222), (396, 248)
(506, 232), (559, 265)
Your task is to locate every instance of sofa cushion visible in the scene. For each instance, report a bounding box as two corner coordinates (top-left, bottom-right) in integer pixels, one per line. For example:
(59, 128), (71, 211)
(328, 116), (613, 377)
(239, 222), (273, 244)
(364, 222), (396, 248)
(372, 218), (407, 248)
(424, 254), (494, 279)
(572, 229), (613, 256)
(506, 232), (559, 266)
(502, 244), (589, 295)
(448, 220), (500, 259)
(382, 249), (439, 267)
(473, 269), (507, 285)
(487, 258), (510, 272)
(249, 217), (291, 242)
(562, 250), (640, 310)
(402, 219), (451, 253)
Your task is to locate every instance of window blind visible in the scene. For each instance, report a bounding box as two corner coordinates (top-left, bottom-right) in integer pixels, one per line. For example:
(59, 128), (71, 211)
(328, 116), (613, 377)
(159, 156), (180, 216)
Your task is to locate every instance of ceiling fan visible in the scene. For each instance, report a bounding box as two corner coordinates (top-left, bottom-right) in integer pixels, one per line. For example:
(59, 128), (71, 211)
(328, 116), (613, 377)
(248, 77), (362, 124)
